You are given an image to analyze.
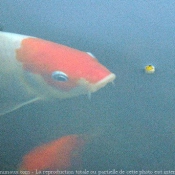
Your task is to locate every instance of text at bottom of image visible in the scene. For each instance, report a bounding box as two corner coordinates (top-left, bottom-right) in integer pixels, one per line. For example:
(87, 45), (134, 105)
(1, 169), (175, 175)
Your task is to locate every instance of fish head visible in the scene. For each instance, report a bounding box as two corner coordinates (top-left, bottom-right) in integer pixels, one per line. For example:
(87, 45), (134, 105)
(16, 38), (116, 98)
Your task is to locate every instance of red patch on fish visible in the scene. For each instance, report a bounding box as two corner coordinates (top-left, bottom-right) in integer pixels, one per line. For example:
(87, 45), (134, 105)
(16, 38), (114, 91)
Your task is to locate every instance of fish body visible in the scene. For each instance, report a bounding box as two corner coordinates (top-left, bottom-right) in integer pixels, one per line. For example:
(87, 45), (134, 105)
(19, 134), (86, 173)
(0, 32), (116, 115)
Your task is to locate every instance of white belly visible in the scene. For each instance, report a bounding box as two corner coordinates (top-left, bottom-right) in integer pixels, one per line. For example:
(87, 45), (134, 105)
(0, 32), (39, 116)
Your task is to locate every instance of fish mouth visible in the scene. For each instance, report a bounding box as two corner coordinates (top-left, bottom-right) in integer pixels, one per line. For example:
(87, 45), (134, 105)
(87, 73), (116, 93)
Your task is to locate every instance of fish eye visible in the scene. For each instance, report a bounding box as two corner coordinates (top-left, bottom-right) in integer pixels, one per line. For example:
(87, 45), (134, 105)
(51, 71), (68, 82)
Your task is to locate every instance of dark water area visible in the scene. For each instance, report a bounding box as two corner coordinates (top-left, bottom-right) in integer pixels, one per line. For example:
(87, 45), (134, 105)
(1, 0), (175, 173)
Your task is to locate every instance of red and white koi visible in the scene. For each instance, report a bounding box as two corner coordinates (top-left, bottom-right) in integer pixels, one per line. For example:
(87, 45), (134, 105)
(0, 32), (116, 115)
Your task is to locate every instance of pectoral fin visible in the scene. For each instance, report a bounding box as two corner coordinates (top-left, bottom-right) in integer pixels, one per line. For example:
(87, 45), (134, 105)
(0, 97), (40, 116)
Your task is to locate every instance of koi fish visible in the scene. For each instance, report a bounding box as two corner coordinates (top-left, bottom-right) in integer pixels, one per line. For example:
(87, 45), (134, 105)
(0, 32), (116, 116)
(19, 134), (86, 174)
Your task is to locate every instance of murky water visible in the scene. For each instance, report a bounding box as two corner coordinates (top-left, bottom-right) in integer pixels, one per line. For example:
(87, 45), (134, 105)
(1, 0), (175, 173)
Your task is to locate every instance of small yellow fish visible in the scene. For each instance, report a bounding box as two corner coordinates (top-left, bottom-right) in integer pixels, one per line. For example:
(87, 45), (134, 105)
(145, 64), (155, 74)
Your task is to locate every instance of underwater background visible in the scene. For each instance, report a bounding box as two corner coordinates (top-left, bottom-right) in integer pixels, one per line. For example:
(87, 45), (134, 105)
(0, 0), (175, 172)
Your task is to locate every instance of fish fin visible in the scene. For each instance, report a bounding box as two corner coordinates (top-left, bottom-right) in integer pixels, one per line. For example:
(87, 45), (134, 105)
(0, 97), (40, 116)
